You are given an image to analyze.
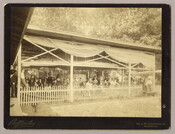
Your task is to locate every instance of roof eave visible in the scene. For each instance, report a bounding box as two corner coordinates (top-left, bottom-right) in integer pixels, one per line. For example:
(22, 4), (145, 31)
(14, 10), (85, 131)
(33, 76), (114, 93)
(25, 26), (162, 54)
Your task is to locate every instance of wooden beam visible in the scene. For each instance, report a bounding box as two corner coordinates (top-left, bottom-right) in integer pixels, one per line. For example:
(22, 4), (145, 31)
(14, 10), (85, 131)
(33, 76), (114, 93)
(13, 8), (34, 65)
(70, 55), (74, 102)
(74, 56), (109, 65)
(13, 51), (18, 66)
(131, 68), (152, 71)
(152, 53), (156, 91)
(21, 48), (58, 63)
(74, 63), (127, 69)
(131, 63), (139, 68)
(17, 44), (21, 103)
(128, 62), (131, 97)
(98, 54), (128, 68)
(24, 37), (70, 64)
(122, 69), (124, 85)
(12, 15), (27, 23)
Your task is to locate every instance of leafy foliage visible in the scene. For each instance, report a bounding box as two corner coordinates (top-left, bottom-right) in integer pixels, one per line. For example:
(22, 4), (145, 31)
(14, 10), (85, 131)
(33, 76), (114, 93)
(29, 7), (161, 47)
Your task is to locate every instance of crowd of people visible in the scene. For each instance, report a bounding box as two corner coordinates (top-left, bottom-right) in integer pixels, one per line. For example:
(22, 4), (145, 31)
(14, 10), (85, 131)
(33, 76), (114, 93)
(20, 68), (125, 90)
(73, 69), (123, 89)
(74, 76), (121, 89)
(10, 66), (154, 93)
(21, 69), (70, 89)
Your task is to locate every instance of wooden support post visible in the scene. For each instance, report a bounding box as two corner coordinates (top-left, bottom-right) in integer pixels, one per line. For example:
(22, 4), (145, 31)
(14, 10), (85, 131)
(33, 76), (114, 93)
(122, 69), (124, 86)
(152, 53), (156, 91)
(17, 44), (22, 103)
(128, 63), (131, 97)
(87, 71), (89, 79)
(70, 55), (74, 102)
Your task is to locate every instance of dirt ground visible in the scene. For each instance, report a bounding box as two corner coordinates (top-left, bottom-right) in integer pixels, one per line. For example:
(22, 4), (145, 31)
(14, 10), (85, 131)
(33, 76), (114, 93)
(21, 95), (161, 117)
(21, 85), (161, 117)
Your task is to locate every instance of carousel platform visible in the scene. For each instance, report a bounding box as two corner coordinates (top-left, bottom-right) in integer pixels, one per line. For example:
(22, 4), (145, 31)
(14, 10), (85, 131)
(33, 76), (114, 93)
(10, 98), (24, 116)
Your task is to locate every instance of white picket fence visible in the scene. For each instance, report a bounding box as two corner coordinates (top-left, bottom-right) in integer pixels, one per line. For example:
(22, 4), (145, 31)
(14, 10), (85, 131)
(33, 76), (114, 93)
(19, 86), (70, 105)
(19, 86), (142, 105)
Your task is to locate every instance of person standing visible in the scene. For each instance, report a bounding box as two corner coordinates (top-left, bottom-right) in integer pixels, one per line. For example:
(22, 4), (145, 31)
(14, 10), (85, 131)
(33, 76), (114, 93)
(10, 66), (17, 97)
(21, 69), (28, 88)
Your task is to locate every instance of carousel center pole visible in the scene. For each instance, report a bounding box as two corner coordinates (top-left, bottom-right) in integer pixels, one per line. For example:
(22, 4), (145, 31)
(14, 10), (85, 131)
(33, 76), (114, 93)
(70, 55), (74, 102)
(17, 44), (22, 103)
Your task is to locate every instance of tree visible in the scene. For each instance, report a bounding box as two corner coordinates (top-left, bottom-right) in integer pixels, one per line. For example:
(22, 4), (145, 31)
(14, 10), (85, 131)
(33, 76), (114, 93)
(29, 7), (161, 47)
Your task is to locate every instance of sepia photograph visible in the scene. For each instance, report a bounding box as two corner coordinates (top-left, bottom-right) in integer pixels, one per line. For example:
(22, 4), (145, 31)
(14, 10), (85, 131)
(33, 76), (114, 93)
(4, 4), (170, 129)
